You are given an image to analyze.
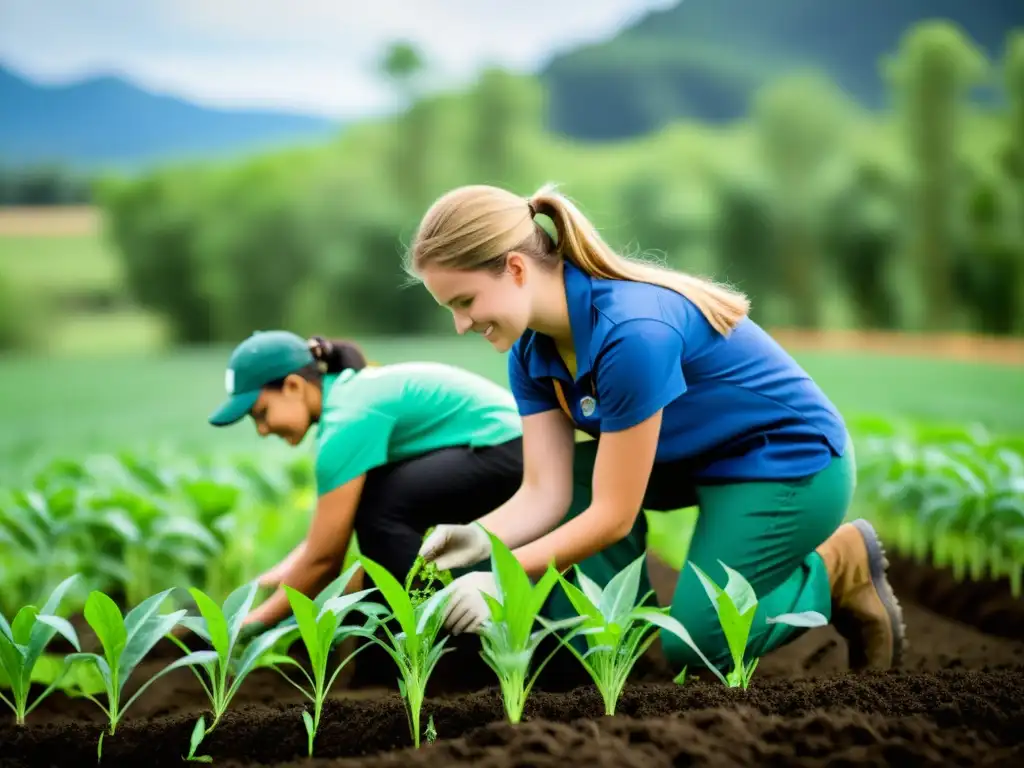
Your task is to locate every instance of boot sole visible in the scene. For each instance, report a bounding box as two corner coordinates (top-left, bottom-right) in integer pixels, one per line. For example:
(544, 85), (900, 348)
(851, 518), (907, 668)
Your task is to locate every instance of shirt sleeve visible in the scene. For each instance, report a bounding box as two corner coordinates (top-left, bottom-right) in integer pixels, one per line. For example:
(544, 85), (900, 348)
(594, 319), (687, 432)
(315, 409), (395, 495)
(507, 340), (559, 417)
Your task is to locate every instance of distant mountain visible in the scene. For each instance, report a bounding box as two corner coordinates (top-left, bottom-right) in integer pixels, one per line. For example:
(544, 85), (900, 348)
(539, 0), (1022, 140)
(0, 65), (341, 170)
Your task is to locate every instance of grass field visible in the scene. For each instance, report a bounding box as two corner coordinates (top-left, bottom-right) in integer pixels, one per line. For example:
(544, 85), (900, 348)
(1, 336), (1021, 486)
(2, 206), (1022, 485)
(0, 207), (170, 355)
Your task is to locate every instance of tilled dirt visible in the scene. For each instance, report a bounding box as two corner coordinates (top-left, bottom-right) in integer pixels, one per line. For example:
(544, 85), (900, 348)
(3, 553), (1023, 768)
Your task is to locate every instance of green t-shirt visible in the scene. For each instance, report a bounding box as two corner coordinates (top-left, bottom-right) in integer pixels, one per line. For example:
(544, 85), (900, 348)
(314, 362), (523, 495)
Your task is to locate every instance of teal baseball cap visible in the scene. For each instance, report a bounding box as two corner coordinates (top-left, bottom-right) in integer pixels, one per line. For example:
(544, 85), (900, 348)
(209, 330), (316, 427)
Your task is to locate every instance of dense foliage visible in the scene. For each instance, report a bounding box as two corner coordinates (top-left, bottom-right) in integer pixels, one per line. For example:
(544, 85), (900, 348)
(94, 23), (1024, 345)
(0, 166), (94, 206)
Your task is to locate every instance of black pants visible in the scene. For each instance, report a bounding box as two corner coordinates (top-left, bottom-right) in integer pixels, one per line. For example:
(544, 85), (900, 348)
(353, 436), (524, 584)
(345, 438), (524, 691)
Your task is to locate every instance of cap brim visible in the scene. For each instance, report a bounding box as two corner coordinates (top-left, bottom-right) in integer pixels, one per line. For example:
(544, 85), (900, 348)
(208, 390), (261, 427)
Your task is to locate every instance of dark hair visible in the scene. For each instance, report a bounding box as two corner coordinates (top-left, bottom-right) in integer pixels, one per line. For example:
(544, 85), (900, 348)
(265, 336), (368, 390)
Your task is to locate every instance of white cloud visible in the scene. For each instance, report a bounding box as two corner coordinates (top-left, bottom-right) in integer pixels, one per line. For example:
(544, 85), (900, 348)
(0, 0), (675, 118)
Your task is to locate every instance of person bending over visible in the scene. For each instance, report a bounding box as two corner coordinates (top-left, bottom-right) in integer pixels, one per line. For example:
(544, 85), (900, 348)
(206, 330), (525, 631)
(404, 182), (905, 675)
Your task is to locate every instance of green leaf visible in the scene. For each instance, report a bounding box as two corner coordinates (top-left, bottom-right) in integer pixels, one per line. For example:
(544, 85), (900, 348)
(719, 563), (758, 617)
(187, 716), (208, 760)
(713, 589), (756, 672)
(574, 569), (606, 610)
(33, 615), (81, 652)
(414, 580), (458, 636)
(83, 592), (127, 671)
(231, 624), (296, 684)
(222, 581), (260, 643)
(319, 588), (377, 624)
(484, 530), (547, 648)
(598, 555), (645, 624)
(188, 588), (231, 660)
(312, 562), (363, 612)
(688, 563), (726, 619)
(359, 556), (416, 636)
(557, 575), (604, 632)
(0, 612), (14, 645)
(178, 617), (212, 644)
(11, 606), (38, 645)
(26, 574), (81, 668)
(0, 633), (27, 703)
(119, 605), (188, 691)
(633, 609), (728, 686)
(283, 587), (323, 670)
(766, 611), (828, 627)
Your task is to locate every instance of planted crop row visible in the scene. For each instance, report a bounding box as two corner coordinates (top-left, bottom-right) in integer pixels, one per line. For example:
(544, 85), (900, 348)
(2, 416), (1019, 617)
(0, 451), (314, 618)
(2, 529), (824, 761)
(848, 416), (1024, 595)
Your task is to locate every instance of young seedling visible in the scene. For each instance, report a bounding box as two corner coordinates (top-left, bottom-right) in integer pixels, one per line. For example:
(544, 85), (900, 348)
(57, 589), (218, 760)
(351, 555), (457, 748)
(689, 561), (828, 689)
(263, 563), (378, 756)
(404, 554), (452, 608)
(184, 716), (212, 763)
(476, 529), (585, 724)
(541, 554), (721, 716)
(0, 574), (81, 724)
(166, 580), (299, 756)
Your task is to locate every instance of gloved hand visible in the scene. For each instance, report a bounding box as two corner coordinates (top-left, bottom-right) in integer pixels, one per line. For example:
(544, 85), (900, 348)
(441, 571), (499, 635)
(418, 523), (492, 571)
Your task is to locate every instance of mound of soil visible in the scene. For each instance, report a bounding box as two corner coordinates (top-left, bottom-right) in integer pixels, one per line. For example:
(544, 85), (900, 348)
(3, 553), (1023, 768)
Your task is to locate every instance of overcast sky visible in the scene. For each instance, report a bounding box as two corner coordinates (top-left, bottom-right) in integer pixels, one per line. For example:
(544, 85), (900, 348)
(0, 0), (675, 118)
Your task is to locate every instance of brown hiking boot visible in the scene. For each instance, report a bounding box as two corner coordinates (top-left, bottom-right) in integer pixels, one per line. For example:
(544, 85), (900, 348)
(816, 519), (906, 671)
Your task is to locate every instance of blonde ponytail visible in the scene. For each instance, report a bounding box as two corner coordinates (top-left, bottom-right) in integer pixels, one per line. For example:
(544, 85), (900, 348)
(529, 183), (749, 336)
(408, 182), (750, 337)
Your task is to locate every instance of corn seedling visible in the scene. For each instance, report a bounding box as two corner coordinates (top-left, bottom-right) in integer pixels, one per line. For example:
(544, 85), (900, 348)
(57, 589), (218, 760)
(477, 529), (585, 723)
(184, 716), (212, 763)
(0, 574), (81, 724)
(853, 421), (1024, 596)
(690, 561), (827, 688)
(0, 450), (314, 619)
(353, 555), (456, 748)
(264, 563), (379, 756)
(542, 554), (721, 716)
(167, 581), (297, 755)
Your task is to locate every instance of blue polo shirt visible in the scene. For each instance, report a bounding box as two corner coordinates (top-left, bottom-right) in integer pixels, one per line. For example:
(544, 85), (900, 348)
(508, 261), (848, 483)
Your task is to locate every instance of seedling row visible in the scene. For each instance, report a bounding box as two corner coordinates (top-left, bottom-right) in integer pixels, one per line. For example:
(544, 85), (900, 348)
(4, 417), (1020, 628)
(2, 526), (824, 761)
(849, 416), (1024, 595)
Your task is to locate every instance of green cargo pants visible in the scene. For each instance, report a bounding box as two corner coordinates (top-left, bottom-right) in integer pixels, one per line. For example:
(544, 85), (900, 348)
(508, 436), (856, 675)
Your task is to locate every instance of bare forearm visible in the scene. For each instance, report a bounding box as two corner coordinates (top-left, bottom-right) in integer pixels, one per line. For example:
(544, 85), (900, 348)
(513, 501), (630, 579)
(244, 557), (338, 627)
(476, 483), (571, 551)
(266, 541), (307, 580)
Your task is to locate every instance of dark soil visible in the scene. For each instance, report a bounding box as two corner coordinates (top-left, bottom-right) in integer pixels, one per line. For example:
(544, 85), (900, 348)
(3, 553), (1023, 768)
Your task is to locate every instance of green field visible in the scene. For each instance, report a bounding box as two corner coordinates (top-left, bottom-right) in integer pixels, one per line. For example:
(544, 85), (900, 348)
(0, 235), (121, 296)
(1, 337), (1021, 486)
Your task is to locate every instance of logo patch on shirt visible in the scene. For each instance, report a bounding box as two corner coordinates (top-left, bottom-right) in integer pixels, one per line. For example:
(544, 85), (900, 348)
(579, 395), (597, 418)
